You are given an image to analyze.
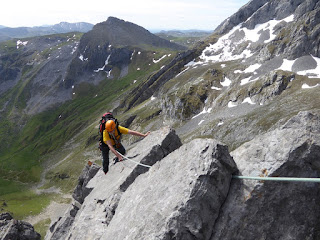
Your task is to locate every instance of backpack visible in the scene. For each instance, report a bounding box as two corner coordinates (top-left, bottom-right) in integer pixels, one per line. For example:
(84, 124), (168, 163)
(99, 112), (121, 146)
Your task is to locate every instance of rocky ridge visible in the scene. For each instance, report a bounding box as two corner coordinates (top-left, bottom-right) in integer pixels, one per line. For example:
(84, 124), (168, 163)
(212, 111), (320, 239)
(0, 212), (41, 240)
(42, 111), (320, 240)
(117, 0), (320, 150)
(121, 0), (320, 122)
(214, 0), (320, 59)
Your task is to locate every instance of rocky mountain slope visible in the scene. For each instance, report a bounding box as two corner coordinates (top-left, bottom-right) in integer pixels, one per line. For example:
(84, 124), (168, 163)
(0, 22), (93, 42)
(118, 0), (319, 149)
(0, 16), (187, 231)
(0, 0), (319, 238)
(0, 17), (186, 115)
(63, 17), (186, 89)
(46, 111), (320, 239)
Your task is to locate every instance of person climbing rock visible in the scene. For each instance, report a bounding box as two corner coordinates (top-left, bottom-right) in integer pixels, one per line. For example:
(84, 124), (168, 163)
(100, 115), (150, 174)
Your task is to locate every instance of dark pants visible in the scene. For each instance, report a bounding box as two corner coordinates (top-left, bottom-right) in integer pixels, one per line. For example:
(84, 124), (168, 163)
(100, 143), (126, 173)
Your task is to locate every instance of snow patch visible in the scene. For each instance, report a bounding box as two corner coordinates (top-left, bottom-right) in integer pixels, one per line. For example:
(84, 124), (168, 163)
(242, 97), (255, 105)
(228, 101), (237, 108)
(71, 46), (77, 54)
(297, 56), (320, 78)
(198, 120), (205, 125)
(94, 55), (111, 72)
(79, 55), (88, 61)
(211, 86), (222, 90)
(244, 64), (261, 73)
(220, 77), (231, 87)
(283, 14), (294, 23)
(198, 15), (295, 64)
(153, 55), (167, 63)
(302, 83), (320, 89)
(185, 60), (203, 68)
(107, 70), (112, 78)
(192, 107), (212, 119)
(277, 55), (320, 78)
(217, 121), (224, 126)
(278, 59), (295, 71)
(130, 50), (135, 60)
(17, 40), (28, 49)
(240, 77), (252, 85)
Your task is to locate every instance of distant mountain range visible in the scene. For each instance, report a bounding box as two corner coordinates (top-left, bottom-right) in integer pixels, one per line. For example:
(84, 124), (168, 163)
(0, 21), (213, 44)
(0, 22), (94, 42)
(156, 29), (213, 37)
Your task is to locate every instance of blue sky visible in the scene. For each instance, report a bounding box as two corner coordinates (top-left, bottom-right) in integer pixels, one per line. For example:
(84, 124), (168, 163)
(1, 0), (250, 30)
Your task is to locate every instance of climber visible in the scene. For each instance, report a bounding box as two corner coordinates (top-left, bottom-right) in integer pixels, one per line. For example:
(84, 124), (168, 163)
(101, 119), (150, 174)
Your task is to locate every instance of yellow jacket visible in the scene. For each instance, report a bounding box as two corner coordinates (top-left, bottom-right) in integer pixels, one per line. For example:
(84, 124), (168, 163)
(103, 125), (129, 146)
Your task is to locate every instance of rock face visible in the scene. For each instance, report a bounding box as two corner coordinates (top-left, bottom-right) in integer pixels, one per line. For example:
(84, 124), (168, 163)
(72, 163), (100, 204)
(215, 0), (320, 59)
(125, 49), (202, 110)
(47, 111), (320, 240)
(47, 127), (184, 239)
(211, 111), (320, 239)
(102, 139), (236, 240)
(47, 126), (237, 239)
(0, 212), (41, 240)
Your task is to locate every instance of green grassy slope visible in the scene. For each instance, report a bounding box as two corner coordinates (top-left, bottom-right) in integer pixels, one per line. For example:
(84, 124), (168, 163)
(0, 44), (178, 222)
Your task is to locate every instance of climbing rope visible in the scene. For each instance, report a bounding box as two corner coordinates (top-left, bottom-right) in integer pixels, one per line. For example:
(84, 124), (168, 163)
(115, 152), (320, 180)
(116, 151), (152, 168)
(232, 175), (320, 183)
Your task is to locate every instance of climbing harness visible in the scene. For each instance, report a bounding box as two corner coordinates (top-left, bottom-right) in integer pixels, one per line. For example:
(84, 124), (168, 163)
(232, 175), (320, 183)
(116, 151), (152, 168)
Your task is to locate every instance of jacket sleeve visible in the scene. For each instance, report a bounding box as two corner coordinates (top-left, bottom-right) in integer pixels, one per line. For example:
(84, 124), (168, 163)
(118, 126), (129, 134)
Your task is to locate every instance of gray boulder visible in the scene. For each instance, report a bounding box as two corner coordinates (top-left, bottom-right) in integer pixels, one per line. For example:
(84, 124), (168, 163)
(0, 212), (41, 240)
(211, 111), (320, 239)
(47, 127), (182, 240)
(103, 139), (237, 240)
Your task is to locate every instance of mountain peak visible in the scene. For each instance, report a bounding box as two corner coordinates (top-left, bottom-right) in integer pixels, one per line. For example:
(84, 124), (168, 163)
(86, 17), (186, 50)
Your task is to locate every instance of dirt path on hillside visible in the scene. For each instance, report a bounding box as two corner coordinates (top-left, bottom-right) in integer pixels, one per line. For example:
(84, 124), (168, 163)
(24, 153), (74, 227)
(24, 194), (71, 226)
(25, 110), (105, 229)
